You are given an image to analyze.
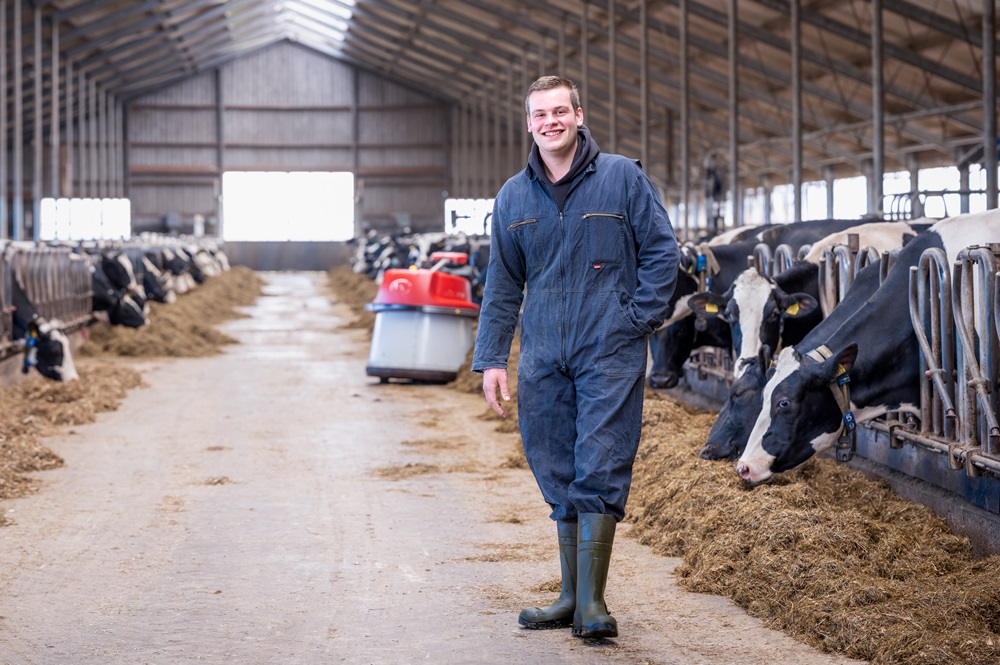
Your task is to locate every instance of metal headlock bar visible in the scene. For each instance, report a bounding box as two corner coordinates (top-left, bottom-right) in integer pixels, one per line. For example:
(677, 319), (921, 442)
(772, 244), (796, 277)
(874, 243), (1000, 481)
(0, 244), (94, 358)
(908, 247), (957, 443)
(751, 243), (772, 275)
(950, 246), (1000, 474)
(816, 235), (885, 316)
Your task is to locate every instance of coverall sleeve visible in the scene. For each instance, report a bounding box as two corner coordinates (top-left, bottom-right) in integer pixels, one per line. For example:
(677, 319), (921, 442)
(470, 194), (526, 372)
(624, 167), (680, 335)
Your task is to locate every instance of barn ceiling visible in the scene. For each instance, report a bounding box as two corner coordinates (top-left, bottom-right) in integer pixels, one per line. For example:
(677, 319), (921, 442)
(13, 0), (1000, 192)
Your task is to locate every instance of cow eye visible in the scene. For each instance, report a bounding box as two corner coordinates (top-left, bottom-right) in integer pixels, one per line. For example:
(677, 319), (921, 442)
(776, 398), (790, 410)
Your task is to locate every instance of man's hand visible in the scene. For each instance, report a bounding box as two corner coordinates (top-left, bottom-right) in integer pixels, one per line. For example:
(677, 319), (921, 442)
(482, 367), (510, 418)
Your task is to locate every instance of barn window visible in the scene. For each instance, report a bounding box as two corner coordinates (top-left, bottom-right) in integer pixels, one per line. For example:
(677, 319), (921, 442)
(221, 171), (355, 242)
(443, 198), (494, 235)
(39, 198), (131, 241)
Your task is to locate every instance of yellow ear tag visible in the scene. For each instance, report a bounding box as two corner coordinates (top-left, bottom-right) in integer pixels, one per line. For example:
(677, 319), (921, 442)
(705, 303), (719, 313)
(786, 302), (800, 316)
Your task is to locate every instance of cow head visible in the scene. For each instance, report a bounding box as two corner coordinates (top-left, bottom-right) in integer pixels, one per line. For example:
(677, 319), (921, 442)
(101, 252), (139, 292)
(691, 269), (818, 379)
(648, 319), (695, 389)
(700, 346), (771, 460)
(648, 314), (731, 390)
(141, 255), (175, 303)
(736, 343), (858, 484)
(10, 277), (78, 382)
(90, 261), (149, 328)
(25, 319), (79, 382)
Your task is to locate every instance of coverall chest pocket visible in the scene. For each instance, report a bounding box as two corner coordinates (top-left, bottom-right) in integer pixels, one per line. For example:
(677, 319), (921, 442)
(507, 218), (543, 270)
(584, 213), (626, 266)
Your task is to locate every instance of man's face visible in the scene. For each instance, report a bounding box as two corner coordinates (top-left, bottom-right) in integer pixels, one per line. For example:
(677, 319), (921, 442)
(526, 87), (583, 159)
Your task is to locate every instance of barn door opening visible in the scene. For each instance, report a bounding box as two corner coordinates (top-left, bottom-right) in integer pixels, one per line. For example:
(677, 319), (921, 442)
(221, 171), (354, 241)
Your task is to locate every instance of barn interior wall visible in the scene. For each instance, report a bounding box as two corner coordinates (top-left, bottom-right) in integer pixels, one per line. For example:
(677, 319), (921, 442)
(125, 42), (451, 238)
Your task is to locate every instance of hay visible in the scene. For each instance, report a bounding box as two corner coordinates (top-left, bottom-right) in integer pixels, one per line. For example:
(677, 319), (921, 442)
(0, 362), (144, 502)
(326, 266), (377, 332)
(627, 391), (1000, 665)
(81, 266), (264, 358)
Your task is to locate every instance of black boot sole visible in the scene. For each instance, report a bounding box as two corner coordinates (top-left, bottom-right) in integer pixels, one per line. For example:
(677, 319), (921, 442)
(572, 622), (618, 638)
(518, 616), (573, 629)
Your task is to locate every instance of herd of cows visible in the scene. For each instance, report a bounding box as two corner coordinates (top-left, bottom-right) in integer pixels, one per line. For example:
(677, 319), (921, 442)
(351, 209), (1000, 485)
(2, 238), (230, 383)
(652, 212), (996, 484)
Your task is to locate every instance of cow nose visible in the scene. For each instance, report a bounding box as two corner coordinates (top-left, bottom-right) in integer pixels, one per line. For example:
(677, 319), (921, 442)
(737, 463), (752, 481)
(699, 441), (733, 460)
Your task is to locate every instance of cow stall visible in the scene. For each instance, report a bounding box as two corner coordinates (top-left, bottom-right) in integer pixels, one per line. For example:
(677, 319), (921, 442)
(0, 243), (92, 381)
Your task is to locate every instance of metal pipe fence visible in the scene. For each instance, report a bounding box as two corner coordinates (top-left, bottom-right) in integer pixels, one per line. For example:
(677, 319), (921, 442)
(0, 242), (93, 358)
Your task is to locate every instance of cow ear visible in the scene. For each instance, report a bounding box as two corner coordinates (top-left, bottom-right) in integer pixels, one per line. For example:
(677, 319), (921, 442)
(758, 344), (772, 369)
(781, 293), (818, 319)
(836, 343), (859, 373)
(688, 292), (727, 319)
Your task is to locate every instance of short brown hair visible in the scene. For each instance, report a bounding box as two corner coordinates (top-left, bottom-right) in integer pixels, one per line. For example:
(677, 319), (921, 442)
(525, 76), (581, 115)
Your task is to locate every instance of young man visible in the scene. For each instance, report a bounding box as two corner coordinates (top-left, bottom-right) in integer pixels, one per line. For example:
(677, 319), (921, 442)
(472, 76), (680, 639)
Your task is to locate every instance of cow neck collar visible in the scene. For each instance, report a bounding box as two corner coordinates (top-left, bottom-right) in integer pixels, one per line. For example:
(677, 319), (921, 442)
(693, 244), (722, 291)
(804, 344), (857, 462)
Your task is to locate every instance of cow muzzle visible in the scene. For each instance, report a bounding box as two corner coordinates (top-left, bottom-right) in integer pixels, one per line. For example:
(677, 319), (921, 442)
(736, 459), (772, 485)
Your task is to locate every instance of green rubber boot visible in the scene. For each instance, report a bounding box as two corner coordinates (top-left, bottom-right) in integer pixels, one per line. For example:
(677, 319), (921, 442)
(572, 513), (618, 638)
(518, 520), (577, 629)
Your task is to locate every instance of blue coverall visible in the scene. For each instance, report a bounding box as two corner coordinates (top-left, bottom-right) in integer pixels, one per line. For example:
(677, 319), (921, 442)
(472, 147), (680, 522)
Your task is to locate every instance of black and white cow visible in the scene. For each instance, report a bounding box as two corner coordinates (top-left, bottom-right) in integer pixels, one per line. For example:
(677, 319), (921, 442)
(690, 221), (926, 383)
(91, 253), (148, 328)
(647, 219), (870, 390)
(699, 258), (886, 460)
(10, 274), (78, 381)
(647, 225), (770, 389)
(139, 253), (176, 304)
(735, 210), (1000, 484)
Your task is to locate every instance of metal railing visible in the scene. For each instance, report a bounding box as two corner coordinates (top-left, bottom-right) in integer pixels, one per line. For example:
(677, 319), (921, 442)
(816, 235), (883, 316)
(749, 243), (796, 277)
(0, 242), (93, 358)
(870, 244), (1000, 479)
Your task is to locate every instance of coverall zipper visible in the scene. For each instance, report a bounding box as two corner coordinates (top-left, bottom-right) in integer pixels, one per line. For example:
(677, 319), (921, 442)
(559, 209), (567, 370)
